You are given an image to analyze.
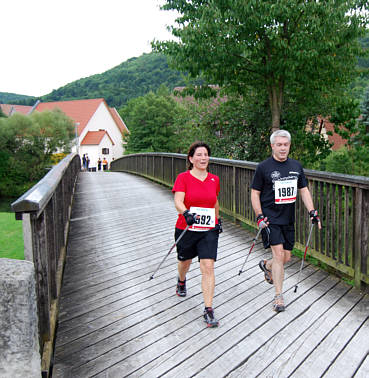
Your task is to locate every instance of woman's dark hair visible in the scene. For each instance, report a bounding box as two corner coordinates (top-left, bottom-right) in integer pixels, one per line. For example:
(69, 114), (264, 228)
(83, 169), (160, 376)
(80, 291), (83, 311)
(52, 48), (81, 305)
(187, 141), (211, 170)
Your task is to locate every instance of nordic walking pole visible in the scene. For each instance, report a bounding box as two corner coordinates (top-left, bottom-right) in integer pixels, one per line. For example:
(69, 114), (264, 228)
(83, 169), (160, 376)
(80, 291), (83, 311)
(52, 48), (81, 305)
(294, 223), (314, 293)
(238, 227), (263, 275)
(149, 225), (190, 280)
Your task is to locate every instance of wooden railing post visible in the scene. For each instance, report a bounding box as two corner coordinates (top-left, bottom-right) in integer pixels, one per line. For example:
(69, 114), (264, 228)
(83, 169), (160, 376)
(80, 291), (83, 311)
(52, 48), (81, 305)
(354, 187), (363, 289)
(49, 196), (58, 299)
(172, 156), (174, 184)
(33, 211), (51, 345)
(22, 213), (34, 262)
(232, 166), (237, 223)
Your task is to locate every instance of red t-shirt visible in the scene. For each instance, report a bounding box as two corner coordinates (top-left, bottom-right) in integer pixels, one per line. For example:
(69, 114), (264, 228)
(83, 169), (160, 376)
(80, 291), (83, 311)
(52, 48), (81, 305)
(172, 170), (220, 230)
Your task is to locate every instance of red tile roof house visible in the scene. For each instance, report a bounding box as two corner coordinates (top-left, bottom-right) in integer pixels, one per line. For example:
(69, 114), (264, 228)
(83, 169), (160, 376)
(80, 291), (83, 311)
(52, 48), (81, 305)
(316, 116), (348, 150)
(32, 98), (129, 170)
(0, 103), (33, 116)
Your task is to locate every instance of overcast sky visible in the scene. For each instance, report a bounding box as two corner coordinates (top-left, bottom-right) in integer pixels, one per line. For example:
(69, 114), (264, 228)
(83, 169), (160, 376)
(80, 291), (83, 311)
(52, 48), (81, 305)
(1, 0), (178, 97)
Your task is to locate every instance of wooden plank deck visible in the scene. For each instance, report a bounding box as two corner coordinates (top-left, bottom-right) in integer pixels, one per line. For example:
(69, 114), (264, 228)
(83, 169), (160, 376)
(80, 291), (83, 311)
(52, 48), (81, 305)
(53, 171), (369, 378)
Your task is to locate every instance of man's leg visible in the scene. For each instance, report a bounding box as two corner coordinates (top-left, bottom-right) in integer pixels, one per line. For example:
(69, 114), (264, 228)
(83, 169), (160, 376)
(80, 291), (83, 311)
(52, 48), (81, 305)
(264, 249), (291, 286)
(267, 246), (291, 312)
(269, 245), (291, 295)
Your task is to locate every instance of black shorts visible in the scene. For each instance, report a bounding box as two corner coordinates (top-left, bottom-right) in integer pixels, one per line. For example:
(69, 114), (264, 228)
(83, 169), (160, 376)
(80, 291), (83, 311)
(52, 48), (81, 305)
(175, 227), (220, 261)
(262, 224), (295, 251)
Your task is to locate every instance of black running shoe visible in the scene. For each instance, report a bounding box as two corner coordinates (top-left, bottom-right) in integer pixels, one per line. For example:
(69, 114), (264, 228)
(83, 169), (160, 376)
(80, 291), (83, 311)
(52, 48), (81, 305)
(203, 307), (219, 328)
(176, 278), (186, 297)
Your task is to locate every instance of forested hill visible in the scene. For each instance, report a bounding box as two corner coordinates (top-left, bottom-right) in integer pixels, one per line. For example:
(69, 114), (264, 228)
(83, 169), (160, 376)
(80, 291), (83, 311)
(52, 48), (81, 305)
(0, 53), (188, 108)
(41, 53), (188, 107)
(0, 92), (35, 104)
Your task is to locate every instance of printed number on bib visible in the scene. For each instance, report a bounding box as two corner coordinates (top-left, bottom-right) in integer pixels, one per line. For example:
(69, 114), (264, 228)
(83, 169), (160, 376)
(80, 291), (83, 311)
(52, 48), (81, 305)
(275, 179), (297, 204)
(189, 207), (215, 231)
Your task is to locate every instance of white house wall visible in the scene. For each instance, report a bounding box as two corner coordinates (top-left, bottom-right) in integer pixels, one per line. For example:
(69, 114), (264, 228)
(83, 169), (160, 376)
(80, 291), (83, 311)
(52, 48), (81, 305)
(99, 134), (114, 164)
(79, 134), (114, 170)
(79, 102), (124, 163)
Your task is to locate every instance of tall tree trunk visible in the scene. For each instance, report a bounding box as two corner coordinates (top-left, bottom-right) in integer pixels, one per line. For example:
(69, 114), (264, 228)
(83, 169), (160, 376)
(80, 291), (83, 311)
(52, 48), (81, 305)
(268, 82), (284, 132)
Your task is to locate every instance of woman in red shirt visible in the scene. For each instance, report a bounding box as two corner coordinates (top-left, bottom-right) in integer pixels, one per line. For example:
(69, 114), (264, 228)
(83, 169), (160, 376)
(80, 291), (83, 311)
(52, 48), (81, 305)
(172, 141), (222, 327)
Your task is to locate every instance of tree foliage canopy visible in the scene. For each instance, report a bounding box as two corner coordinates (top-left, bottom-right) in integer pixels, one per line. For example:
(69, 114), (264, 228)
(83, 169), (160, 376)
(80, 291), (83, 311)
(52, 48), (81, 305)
(120, 86), (184, 154)
(354, 85), (369, 151)
(0, 110), (75, 197)
(154, 0), (368, 130)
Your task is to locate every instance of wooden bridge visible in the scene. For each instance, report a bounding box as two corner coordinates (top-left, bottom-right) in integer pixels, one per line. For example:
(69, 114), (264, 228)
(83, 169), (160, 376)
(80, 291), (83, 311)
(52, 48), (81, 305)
(51, 171), (369, 377)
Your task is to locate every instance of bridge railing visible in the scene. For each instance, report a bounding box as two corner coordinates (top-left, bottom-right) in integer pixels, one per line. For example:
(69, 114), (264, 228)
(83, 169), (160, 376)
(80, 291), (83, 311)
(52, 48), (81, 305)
(111, 152), (369, 290)
(11, 153), (81, 375)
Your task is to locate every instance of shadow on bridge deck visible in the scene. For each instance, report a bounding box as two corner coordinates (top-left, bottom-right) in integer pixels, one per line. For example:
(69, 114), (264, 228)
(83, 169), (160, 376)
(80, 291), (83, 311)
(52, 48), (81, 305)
(53, 172), (369, 378)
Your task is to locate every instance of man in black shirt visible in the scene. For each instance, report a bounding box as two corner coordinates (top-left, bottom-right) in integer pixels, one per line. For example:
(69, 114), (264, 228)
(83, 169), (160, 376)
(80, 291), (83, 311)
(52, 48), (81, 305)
(251, 130), (321, 312)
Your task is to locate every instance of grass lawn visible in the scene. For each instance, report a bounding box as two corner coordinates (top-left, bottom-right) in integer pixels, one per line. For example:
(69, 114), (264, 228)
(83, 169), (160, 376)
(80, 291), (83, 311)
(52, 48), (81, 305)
(0, 211), (24, 260)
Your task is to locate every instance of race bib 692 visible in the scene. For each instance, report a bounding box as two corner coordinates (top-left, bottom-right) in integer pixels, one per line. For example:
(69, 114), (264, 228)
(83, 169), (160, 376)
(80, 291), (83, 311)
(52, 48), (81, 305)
(189, 206), (216, 231)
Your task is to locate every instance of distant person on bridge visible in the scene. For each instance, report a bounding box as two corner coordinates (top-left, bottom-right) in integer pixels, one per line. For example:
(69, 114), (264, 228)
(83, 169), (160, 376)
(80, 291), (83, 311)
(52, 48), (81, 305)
(251, 130), (321, 312)
(102, 157), (108, 171)
(82, 154), (87, 171)
(172, 141), (223, 328)
(86, 154), (90, 171)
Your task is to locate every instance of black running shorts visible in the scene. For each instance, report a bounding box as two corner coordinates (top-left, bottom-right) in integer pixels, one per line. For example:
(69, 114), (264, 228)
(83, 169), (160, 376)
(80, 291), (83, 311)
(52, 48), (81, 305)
(175, 227), (219, 261)
(262, 224), (295, 251)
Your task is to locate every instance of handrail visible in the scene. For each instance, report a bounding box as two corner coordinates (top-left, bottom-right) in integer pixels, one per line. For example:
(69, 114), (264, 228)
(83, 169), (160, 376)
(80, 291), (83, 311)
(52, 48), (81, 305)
(11, 153), (81, 377)
(115, 152), (369, 186)
(111, 152), (369, 290)
(12, 153), (79, 216)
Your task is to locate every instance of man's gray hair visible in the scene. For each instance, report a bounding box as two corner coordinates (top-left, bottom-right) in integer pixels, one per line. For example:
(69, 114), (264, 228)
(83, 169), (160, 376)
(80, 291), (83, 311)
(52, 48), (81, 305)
(270, 130), (291, 144)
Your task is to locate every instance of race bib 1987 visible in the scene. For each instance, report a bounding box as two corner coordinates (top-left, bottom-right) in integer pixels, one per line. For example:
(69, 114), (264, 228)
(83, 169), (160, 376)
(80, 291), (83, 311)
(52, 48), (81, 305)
(189, 206), (216, 231)
(274, 179), (297, 204)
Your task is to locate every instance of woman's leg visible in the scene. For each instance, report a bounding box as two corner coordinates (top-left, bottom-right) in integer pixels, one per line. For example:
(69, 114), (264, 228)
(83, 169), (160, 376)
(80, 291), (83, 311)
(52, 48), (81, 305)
(199, 258), (215, 307)
(178, 259), (192, 281)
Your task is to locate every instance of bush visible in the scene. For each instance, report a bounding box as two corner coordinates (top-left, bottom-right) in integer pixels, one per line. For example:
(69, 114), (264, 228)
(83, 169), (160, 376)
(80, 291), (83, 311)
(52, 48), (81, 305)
(316, 146), (369, 176)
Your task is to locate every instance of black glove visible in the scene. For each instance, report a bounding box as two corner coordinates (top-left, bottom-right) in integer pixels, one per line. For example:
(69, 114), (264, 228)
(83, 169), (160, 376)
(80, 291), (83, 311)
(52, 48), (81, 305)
(309, 209), (320, 224)
(183, 210), (196, 226)
(218, 218), (223, 233)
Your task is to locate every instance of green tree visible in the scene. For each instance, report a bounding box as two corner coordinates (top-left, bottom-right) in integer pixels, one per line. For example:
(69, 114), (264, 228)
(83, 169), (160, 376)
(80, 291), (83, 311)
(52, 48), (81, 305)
(171, 93), (272, 160)
(0, 110), (75, 197)
(120, 88), (183, 153)
(313, 87), (369, 176)
(170, 97), (221, 153)
(317, 146), (369, 176)
(154, 0), (368, 131)
(171, 91), (331, 165)
(357, 86), (369, 146)
(348, 31), (369, 101)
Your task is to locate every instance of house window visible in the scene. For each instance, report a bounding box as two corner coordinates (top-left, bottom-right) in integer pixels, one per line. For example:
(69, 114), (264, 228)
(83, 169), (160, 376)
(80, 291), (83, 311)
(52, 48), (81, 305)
(102, 148), (109, 155)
